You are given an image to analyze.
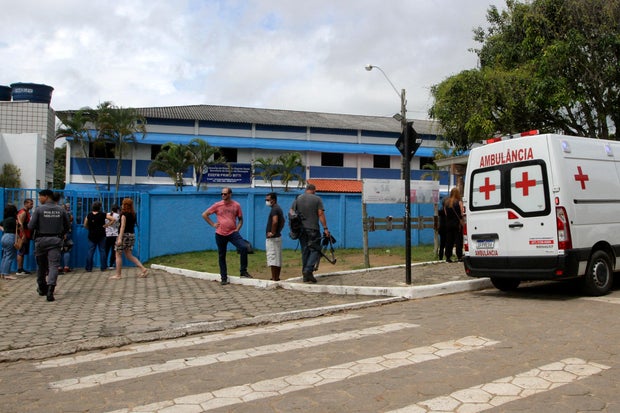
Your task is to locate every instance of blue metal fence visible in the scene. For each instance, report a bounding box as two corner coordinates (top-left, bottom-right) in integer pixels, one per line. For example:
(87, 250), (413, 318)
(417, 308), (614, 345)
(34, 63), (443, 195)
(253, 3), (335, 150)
(1, 187), (436, 272)
(1, 188), (141, 272)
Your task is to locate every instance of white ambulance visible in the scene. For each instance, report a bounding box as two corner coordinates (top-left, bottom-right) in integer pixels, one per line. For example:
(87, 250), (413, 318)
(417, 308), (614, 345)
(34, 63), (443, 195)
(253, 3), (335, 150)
(463, 132), (620, 296)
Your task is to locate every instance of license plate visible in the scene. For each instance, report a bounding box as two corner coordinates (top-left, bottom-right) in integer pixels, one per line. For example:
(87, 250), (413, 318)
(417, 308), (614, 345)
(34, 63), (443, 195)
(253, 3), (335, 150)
(476, 240), (495, 249)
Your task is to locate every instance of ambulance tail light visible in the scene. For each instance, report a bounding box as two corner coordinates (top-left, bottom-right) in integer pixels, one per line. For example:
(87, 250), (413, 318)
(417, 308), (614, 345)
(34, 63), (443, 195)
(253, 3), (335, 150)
(462, 218), (468, 252)
(556, 206), (572, 250)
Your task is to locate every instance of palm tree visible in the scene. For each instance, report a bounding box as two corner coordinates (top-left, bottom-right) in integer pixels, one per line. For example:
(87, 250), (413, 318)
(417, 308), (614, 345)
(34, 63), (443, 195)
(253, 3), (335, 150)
(277, 152), (305, 191)
(253, 156), (280, 190)
(147, 143), (192, 191)
(186, 138), (227, 191)
(420, 162), (442, 181)
(97, 102), (146, 195)
(56, 107), (101, 192)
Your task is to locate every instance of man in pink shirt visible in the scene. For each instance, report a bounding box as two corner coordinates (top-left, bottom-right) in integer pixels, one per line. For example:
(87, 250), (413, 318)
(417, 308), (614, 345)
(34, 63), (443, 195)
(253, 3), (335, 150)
(202, 187), (252, 285)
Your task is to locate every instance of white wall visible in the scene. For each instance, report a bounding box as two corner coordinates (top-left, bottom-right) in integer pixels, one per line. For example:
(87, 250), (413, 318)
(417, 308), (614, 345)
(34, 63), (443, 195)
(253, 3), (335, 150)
(0, 132), (46, 188)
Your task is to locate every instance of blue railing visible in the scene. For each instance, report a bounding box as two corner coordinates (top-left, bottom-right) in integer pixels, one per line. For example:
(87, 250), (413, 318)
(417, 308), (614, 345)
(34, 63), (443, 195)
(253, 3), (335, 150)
(1, 187), (437, 272)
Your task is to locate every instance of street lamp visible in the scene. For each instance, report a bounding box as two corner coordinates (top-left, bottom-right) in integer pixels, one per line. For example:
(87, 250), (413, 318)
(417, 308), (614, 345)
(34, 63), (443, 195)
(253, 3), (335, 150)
(365, 64), (412, 284)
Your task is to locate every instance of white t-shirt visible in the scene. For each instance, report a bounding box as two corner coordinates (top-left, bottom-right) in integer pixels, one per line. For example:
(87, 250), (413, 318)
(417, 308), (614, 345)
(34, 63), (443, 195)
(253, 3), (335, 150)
(105, 212), (120, 237)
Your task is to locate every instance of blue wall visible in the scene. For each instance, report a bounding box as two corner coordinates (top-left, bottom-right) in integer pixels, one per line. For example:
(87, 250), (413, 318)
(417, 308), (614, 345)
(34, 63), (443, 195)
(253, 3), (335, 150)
(145, 188), (437, 259)
(1, 188), (439, 269)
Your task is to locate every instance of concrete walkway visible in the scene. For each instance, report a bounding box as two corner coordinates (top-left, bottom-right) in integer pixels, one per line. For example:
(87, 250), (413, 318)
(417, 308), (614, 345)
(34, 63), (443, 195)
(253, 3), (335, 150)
(0, 262), (490, 362)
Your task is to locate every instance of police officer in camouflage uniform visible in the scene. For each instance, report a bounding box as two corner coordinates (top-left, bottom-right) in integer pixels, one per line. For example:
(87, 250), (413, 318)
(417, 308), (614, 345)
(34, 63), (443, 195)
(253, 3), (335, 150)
(28, 189), (70, 302)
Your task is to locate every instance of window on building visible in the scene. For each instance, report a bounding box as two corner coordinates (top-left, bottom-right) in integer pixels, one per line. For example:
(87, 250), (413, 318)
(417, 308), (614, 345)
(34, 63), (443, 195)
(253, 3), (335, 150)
(151, 145), (162, 160)
(419, 156), (435, 169)
(373, 155), (390, 169)
(220, 148), (237, 163)
(321, 152), (343, 167)
(89, 142), (115, 158)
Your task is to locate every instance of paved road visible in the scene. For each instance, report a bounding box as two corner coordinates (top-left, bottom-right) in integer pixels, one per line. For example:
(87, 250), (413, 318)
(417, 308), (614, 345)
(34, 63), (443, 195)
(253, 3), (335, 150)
(1, 281), (618, 412)
(0, 261), (484, 362)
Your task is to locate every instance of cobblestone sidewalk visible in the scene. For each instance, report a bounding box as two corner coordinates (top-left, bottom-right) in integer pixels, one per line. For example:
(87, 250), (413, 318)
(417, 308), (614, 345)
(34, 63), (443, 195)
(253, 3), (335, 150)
(0, 262), (473, 361)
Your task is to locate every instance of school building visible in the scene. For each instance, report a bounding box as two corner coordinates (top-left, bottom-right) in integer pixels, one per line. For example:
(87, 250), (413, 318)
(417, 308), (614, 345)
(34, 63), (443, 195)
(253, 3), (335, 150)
(57, 104), (451, 192)
(1, 85), (457, 269)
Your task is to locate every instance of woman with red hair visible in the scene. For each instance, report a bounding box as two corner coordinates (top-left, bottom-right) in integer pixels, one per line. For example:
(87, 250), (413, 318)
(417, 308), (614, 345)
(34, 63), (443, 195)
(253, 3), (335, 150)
(109, 198), (148, 279)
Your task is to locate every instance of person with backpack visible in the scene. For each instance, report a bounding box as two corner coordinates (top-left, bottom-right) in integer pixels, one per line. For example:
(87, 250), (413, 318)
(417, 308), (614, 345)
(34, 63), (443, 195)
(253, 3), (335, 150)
(83, 201), (108, 272)
(289, 184), (330, 283)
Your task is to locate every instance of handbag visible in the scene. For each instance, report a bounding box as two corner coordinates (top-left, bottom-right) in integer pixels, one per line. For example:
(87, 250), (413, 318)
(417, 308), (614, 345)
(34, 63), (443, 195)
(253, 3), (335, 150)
(14, 236), (24, 250)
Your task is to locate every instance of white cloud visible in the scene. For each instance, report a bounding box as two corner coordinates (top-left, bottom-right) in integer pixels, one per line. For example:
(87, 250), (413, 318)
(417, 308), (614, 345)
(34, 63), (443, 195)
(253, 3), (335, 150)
(0, 0), (500, 118)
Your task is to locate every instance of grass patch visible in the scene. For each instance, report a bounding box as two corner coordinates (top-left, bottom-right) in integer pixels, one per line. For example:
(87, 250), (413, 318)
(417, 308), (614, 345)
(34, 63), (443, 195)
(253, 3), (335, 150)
(146, 244), (437, 279)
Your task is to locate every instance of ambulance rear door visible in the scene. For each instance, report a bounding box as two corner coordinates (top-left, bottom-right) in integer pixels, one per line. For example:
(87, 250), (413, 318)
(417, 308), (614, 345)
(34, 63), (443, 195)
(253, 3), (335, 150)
(466, 138), (557, 261)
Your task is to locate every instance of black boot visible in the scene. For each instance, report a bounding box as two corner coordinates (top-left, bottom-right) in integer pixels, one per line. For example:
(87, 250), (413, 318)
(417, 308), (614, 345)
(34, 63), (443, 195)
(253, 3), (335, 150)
(47, 285), (55, 302)
(37, 284), (48, 296)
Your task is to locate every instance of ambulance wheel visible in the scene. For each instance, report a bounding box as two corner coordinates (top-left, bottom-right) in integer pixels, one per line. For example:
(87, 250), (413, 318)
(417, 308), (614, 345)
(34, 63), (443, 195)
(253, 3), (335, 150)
(582, 250), (613, 296)
(490, 277), (520, 291)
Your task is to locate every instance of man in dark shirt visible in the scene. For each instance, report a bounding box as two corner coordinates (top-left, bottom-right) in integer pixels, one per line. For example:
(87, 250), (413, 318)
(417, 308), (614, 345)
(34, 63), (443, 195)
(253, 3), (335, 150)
(28, 189), (70, 302)
(265, 192), (285, 281)
(290, 184), (330, 283)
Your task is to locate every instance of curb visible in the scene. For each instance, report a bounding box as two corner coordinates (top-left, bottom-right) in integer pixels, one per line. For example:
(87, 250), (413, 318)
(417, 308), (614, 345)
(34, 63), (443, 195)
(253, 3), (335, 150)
(152, 263), (493, 299)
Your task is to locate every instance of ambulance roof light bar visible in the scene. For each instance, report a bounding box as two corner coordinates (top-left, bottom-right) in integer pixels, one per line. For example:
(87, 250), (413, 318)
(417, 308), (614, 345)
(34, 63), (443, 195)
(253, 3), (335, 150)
(484, 130), (540, 144)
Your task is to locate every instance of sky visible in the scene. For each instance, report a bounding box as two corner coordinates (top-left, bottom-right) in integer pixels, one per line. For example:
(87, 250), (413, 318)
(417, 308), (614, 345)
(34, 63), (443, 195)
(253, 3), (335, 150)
(1, 0), (502, 120)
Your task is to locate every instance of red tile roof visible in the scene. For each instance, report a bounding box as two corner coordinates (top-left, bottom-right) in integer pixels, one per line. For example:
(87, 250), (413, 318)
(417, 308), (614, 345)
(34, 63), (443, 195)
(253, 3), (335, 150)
(308, 179), (362, 193)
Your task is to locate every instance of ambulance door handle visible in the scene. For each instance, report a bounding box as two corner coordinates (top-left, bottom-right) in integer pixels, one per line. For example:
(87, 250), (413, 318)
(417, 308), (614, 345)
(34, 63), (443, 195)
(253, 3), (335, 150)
(509, 222), (524, 228)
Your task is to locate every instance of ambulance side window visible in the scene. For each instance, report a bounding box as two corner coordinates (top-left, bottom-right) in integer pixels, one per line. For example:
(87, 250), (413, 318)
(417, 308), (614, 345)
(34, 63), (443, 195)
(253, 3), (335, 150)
(470, 169), (502, 210)
(508, 161), (550, 216)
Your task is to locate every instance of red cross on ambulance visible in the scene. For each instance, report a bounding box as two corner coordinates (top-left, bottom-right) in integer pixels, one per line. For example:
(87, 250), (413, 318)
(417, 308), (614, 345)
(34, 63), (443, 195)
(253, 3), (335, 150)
(479, 176), (496, 200)
(574, 166), (589, 190)
(515, 171), (537, 196)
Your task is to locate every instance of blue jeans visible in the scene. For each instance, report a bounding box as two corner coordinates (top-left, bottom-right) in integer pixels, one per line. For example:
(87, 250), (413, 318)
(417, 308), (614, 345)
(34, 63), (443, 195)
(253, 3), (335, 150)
(1, 233), (17, 275)
(300, 228), (321, 274)
(215, 231), (248, 280)
(86, 236), (107, 271)
(61, 231), (72, 269)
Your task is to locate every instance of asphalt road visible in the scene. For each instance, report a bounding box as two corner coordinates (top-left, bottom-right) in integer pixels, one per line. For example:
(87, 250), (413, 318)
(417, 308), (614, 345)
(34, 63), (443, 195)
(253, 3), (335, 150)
(1, 279), (619, 412)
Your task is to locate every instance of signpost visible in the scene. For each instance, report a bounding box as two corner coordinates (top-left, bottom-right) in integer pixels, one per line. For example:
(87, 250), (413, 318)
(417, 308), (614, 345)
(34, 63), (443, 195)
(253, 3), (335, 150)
(362, 179), (440, 271)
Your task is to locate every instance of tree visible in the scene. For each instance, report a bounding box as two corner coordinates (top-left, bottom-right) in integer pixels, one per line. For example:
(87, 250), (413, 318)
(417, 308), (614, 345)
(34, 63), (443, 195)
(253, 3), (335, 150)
(0, 163), (21, 188)
(147, 143), (191, 191)
(56, 102), (146, 194)
(252, 152), (305, 191)
(253, 156), (280, 190)
(53, 145), (66, 189)
(277, 152), (305, 191)
(56, 107), (101, 192)
(430, 0), (620, 146)
(97, 102), (146, 194)
(186, 138), (226, 191)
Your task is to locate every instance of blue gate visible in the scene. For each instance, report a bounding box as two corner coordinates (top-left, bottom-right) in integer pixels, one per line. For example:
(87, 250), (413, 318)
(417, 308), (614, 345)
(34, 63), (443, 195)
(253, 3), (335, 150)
(0, 188), (141, 273)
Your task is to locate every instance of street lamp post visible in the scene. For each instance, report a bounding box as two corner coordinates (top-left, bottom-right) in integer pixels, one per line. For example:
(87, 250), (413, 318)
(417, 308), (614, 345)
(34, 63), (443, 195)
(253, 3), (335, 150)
(365, 64), (412, 284)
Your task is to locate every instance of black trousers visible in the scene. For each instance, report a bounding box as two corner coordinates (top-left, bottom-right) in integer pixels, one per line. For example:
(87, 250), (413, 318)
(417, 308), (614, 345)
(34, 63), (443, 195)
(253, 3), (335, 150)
(444, 225), (463, 260)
